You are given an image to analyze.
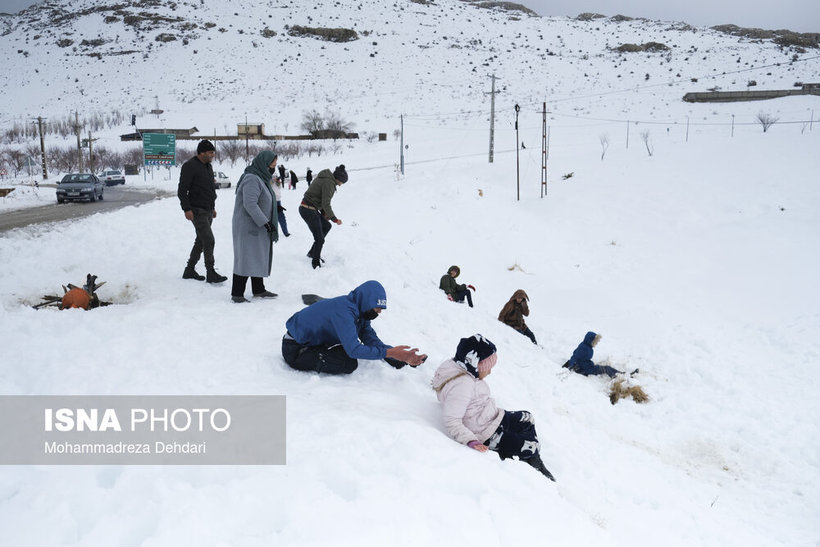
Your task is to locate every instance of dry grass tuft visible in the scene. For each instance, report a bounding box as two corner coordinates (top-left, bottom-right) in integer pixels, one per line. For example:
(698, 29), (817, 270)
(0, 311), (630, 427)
(609, 379), (649, 405)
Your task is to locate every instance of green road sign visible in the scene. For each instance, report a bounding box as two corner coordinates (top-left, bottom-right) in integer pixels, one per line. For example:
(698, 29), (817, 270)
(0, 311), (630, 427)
(143, 133), (176, 166)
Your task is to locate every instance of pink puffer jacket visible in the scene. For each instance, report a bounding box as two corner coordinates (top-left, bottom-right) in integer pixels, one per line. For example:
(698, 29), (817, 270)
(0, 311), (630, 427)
(431, 359), (504, 445)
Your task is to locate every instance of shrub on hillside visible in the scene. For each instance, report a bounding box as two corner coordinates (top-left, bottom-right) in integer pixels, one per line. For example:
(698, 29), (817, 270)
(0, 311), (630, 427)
(288, 25), (358, 43)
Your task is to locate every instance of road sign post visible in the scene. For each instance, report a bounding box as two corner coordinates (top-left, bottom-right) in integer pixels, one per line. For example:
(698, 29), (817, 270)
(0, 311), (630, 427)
(142, 133), (177, 168)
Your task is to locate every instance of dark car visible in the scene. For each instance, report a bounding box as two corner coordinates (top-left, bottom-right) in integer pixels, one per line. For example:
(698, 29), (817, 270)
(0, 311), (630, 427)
(100, 169), (126, 186)
(56, 173), (104, 203)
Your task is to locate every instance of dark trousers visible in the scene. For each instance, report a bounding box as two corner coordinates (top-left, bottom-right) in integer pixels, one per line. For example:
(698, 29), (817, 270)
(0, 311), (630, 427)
(299, 206), (332, 260)
(231, 274), (265, 297)
(517, 326), (537, 344)
(485, 410), (540, 461)
(187, 207), (216, 270)
(277, 201), (290, 236)
(453, 289), (473, 308)
(282, 336), (357, 375)
(565, 361), (622, 378)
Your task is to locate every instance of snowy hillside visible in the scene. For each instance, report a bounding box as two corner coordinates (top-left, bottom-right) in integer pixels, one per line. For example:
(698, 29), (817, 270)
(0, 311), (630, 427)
(1, 0), (818, 134)
(1, 0), (820, 546)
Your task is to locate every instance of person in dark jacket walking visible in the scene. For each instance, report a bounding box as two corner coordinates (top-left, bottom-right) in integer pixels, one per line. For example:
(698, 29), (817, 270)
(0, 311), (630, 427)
(289, 169), (299, 191)
(498, 290), (536, 344)
(439, 265), (475, 307)
(563, 332), (624, 377)
(305, 168), (313, 185)
(299, 165), (347, 269)
(278, 164), (286, 188)
(431, 334), (555, 481)
(230, 150), (279, 303)
(282, 280), (427, 374)
(177, 140), (227, 283)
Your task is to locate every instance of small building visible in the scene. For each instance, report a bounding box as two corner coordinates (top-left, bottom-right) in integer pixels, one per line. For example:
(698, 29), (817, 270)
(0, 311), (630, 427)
(237, 123), (266, 139)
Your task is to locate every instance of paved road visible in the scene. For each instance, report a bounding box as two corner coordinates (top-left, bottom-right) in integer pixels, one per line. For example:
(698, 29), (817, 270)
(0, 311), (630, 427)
(0, 186), (175, 233)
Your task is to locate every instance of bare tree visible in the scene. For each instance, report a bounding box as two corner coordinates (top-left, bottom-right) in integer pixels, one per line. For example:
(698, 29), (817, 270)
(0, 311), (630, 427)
(640, 130), (653, 157)
(4, 148), (27, 177)
(220, 140), (244, 166)
(300, 109), (324, 134)
(757, 111), (779, 133)
(599, 133), (609, 160)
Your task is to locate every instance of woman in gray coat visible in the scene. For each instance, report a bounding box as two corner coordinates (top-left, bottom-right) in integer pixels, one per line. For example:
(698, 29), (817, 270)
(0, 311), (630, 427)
(230, 150), (279, 303)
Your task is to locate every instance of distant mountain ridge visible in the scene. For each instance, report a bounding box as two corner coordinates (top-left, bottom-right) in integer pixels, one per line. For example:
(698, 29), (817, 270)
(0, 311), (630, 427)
(1, 0), (817, 131)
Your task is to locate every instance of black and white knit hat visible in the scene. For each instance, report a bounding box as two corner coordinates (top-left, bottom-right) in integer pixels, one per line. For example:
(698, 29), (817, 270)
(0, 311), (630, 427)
(454, 334), (497, 377)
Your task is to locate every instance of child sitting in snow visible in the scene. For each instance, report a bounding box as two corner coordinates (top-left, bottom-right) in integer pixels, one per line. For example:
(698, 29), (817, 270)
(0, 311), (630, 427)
(431, 334), (555, 481)
(498, 289), (537, 344)
(439, 265), (475, 308)
(563, 332), (626, 378)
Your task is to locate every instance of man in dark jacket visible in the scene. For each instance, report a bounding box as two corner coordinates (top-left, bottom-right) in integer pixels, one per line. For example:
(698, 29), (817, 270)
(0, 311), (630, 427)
(282, 280), (427, 375)
(177, 140), (227, 283)
(299, 165), (347, 269)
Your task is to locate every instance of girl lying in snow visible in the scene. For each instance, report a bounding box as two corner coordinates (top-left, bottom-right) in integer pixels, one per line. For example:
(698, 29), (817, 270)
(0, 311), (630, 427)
(431, 334), (555, 482)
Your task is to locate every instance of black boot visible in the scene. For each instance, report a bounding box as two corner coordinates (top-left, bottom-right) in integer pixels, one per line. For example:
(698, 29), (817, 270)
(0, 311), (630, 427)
(312, 258), (322, 269)
(525, 454), (556, 482)
(182, 266), (205, 281)
(206, 269), (228, 283)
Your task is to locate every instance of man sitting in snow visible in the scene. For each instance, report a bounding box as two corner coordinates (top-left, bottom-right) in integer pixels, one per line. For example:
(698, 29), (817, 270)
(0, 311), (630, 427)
(282, 280), (427, 375)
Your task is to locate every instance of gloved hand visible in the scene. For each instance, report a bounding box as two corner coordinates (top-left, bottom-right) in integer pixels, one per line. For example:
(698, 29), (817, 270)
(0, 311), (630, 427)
(277, 204), (285, 212)
(467, 284), (476, 291)
(447, 294), (454, 301)
(264, 221), (276, 233)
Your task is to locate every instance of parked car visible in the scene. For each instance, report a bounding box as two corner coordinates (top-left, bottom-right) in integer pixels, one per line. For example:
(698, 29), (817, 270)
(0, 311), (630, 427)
(56, 173), (104, 203)
(100, 169), (125, 186)
(214, 171), (232, 189)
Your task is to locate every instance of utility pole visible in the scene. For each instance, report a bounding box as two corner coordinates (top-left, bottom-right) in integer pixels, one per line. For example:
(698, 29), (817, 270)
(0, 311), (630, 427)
(514, 104), (520, 201)
(87, 131), (99, 173)
(75, 111), (83, 172)
(399, 114), (405, 175)
(486, 74), (500, 163)
(541, 103), (548, 199)
(34, 116), (48, 179)
(245, 113), (249, 159)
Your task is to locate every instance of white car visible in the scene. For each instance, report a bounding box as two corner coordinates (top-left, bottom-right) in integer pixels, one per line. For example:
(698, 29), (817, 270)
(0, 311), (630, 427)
(214, 171), (232, 189)
(100, 169), (126, 186)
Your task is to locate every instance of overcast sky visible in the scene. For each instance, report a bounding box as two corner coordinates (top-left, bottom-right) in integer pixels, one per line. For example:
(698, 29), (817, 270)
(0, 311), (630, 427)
(518, 0), (819, 34)
(1, 0), (818, 33)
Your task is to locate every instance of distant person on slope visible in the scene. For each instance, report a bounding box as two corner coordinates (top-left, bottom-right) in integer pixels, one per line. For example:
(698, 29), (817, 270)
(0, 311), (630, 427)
(289, 169), (299, 191)
(177, 139), (228, 284)
(299, 165), (347, 269)
(498, 290), (536, 344)
(282, 280), (427, 374)
(439, 265), (475, 307)
(305, 167), (313, 186)
(272, 171), (290, 238)
(563, 332), (627, 378)
(431, 334), (555, 482)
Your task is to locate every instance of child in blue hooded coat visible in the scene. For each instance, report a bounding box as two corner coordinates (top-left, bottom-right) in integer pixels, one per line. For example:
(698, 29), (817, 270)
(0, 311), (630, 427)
(563, 332), (624, 378)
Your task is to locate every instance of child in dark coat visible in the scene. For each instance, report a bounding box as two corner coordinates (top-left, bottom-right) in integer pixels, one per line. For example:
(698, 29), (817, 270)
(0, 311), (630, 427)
(439, 265), (475, 308)
(563, 332), (624, 378)
(498, 289), (536, 344)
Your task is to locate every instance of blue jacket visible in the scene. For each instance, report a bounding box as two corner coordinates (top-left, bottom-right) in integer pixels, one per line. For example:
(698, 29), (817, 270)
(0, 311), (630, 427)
(285, 280), (391, 360)
(569, 331), (597, 370)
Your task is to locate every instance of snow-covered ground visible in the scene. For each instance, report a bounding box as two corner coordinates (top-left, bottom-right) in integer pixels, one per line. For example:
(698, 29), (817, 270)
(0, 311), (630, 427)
(1, 114), (819, 545)
(1, 0), (820, 545)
